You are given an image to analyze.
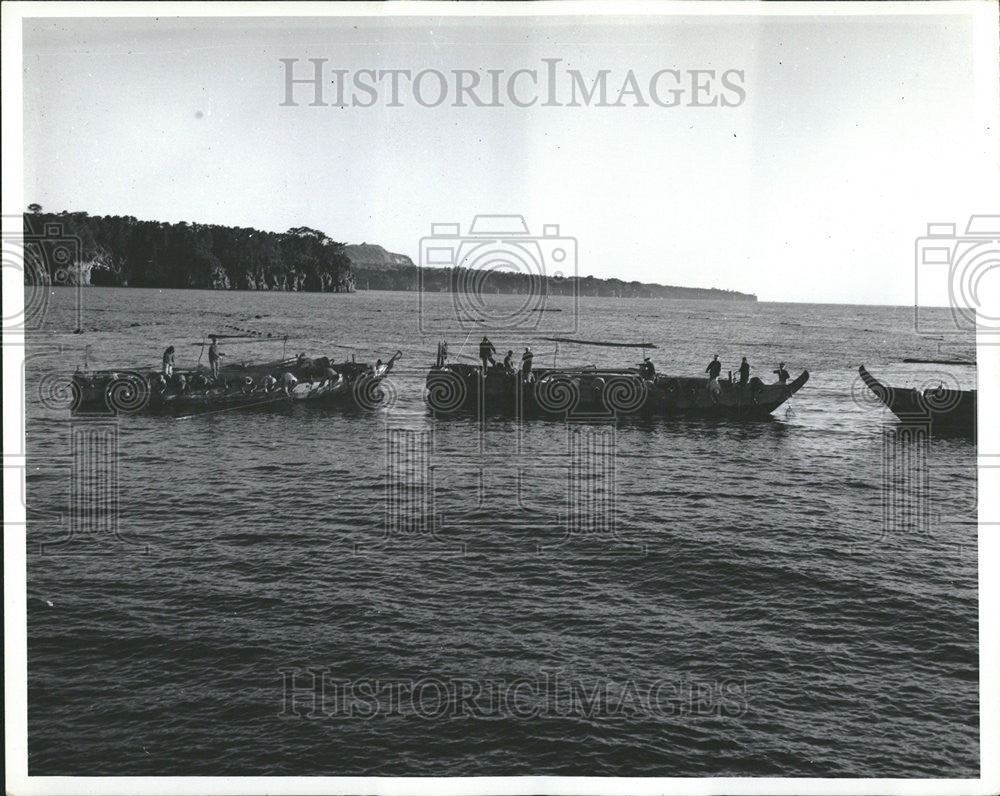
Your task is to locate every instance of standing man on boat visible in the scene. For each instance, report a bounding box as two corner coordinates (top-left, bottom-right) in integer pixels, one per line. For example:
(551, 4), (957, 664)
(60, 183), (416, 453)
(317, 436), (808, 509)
(208, 336), (224, 379)
(503, 350), (515, 375)
(774, 362), (789, 384)
(162, 346), (175, 378)
(479, 336), (497, 372)
(738, 357), (750, 385)
(706, 354), (722, 381)
(521, 346), (534, 382)
(639, 357), (655, 380)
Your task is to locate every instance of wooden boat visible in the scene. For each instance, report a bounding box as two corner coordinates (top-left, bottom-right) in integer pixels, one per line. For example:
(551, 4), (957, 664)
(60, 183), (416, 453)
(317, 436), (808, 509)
(67, 351), (401, 417)
(425, 361), (808, 420)
(858, 365), (976, 435)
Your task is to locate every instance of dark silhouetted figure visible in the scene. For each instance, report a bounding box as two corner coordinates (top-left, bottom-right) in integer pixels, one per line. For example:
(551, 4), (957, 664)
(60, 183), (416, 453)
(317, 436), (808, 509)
(639, 357), (655, 379)
(774, 362), (789, 384)
(479, 337), (496, 371)
(706, 354), (722, 380)
(738, 357), (750, 385)
(162, 346), (175, 377)
(503, 350), (514, 374)
(209, 336), (224, 379)
(521, 346), (534, 382)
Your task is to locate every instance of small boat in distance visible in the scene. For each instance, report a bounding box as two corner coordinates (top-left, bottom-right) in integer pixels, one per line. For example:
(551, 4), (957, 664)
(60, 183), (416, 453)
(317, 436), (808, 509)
(426, 346), (808, 420)
(858, 365), (976, 436)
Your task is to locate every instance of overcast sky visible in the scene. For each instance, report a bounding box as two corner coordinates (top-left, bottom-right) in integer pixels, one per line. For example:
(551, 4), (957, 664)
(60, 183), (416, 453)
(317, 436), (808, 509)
(20, 9), (999, 305)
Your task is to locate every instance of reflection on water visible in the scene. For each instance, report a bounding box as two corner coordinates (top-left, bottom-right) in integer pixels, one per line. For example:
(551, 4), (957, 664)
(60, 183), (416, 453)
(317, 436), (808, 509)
(24, 288), (977, 777)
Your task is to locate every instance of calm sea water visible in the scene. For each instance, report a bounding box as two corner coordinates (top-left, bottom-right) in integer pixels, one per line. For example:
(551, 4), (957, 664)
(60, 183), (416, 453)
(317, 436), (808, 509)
(24, 287), (977, 777)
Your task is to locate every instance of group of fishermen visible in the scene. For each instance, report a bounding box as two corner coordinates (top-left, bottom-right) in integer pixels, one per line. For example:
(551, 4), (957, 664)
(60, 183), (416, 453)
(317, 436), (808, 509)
(455, 337), (791, 390)
(641, 354), (788, 400)
(699, 355), (791, 403)
(158, 337), (350, 396)
(160, 337), (229, 392)
(434, 338), (538, 381)
(478, 337), (537, 381)
(704, 354), (790, 386)
(160, 337), (225, 380)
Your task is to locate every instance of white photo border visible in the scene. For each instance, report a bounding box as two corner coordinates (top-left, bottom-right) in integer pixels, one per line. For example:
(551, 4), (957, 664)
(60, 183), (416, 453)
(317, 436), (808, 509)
(3, 2), (998, 794)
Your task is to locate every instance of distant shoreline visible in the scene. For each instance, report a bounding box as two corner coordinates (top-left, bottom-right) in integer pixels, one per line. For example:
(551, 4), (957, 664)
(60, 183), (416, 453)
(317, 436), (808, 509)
(24, 209), (756, 301)
(44, 284), (959, 310)
(40, 282), (759, 302)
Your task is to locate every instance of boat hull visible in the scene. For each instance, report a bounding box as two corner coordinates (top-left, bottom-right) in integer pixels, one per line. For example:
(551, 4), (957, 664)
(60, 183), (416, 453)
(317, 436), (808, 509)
(858, 365), (976, 436)
(425, 365), (808, 420)
(64, 356), (397, 417)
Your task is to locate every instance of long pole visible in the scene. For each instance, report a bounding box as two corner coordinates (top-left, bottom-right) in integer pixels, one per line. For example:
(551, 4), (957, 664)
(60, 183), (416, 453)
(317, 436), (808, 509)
(455, 328), (474, 360)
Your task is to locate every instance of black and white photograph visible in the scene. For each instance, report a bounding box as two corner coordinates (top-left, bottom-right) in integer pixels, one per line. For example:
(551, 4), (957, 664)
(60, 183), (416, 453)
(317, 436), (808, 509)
(3, 2), (999, 794)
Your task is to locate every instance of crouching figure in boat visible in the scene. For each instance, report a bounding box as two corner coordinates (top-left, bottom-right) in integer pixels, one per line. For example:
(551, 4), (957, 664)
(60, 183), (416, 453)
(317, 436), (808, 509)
(425, 341), (808, 420)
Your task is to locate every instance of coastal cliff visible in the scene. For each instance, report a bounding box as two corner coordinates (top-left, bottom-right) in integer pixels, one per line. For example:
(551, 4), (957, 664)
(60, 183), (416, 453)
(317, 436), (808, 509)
(23, 210), (755, 301)
(23, 211), (355, 293)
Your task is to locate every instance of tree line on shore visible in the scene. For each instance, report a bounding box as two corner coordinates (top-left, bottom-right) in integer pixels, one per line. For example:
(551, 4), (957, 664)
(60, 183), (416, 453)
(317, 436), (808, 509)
(23, 208), (355, 292)
(23, 207), (756, 301)
(353, 262), (755, 300)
